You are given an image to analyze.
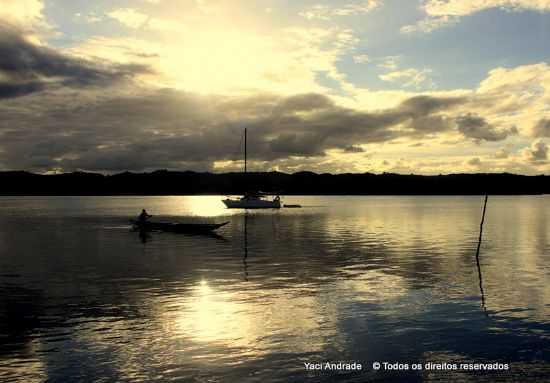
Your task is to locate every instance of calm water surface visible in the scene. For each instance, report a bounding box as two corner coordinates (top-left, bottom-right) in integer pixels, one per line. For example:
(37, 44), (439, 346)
(1, 196), (549, 382)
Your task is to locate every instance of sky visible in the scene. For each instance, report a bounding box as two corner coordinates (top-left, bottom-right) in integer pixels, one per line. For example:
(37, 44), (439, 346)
(1, 0), (550, 174)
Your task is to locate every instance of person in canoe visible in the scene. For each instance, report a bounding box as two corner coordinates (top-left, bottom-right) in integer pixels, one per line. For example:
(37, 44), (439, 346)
(137, 209), (152, 224)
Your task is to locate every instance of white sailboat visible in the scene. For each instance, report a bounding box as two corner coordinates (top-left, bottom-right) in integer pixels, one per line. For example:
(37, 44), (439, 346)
(222, 128), (281, 209)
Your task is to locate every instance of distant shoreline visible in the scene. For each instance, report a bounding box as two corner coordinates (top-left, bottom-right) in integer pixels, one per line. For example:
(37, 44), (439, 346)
(1, 170), (548, 196)
(1, 194), (548, 197)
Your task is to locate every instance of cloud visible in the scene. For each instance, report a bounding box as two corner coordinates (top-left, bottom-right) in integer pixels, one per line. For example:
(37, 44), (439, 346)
(467, 157), (481, 166)
(402, 0), (550, 33)
(405, 115), (455, 134)
(400, 15), (458, 34)
(0, 0), (48, 31)
(456, 113), (517, 141)
(299, 1), (379, 20)
(533, 118), (550, 137)
(379, 68), (435, 89)
(523, 140), (548, 162)
(69, 23), (360, 96)
(1, 0), (548, 176)
(274, 93), (335, 114)
(376, 56), (435, 89)
(0, 25), (151, 99)
(0, 87), (472, 172)
(353, 54), (370, 64)
(75, 12), (103, 24)
(424, 0), (550, 17)
(494, 149), (510, 159)
(342, 145), (366, 153)
(400, 95), (467, 116)
(467, 63), (550, 139)
(477, 63), (550, 93)
(377, 56), (400, 71)
(107, 8), (150, 28)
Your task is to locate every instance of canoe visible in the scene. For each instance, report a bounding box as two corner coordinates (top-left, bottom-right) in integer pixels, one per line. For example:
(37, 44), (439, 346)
(131, 220), (229, 233)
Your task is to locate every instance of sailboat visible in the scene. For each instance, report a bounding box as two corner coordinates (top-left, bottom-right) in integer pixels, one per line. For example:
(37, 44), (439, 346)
(222, 128), (281, 209)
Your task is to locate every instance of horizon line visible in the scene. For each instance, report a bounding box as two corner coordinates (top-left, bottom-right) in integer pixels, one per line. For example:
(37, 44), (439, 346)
(1, 169), (548, 177)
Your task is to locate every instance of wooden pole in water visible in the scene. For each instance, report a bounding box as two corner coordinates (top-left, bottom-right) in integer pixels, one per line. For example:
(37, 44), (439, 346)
(475, 194), (488, 311)
(244, 128), (247, 174)
(478, 195), (488, 237)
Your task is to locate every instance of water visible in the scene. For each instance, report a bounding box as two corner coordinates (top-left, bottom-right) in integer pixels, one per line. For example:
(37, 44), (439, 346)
(0, 195), (549, 382)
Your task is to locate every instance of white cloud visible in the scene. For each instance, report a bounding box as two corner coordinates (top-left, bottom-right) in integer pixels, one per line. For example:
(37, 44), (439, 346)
(400, 15), (458, 34)
(472, 63), (550, 136)
(75, 12), (103, 24)
(379, 68), (435, 89)
(100, 3), (359, 96)
(107, 8), (149, 28)
(299, 1), (380, 20)
(424, 0), (550, 17)
(377, 56), (400, 70)
(402, 0), (550, 33)
(353, 54), (370, 64)
(0, 0), (51, 38)
(70, 24), (359, 96)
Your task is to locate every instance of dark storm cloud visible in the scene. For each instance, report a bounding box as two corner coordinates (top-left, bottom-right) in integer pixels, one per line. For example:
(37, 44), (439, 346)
(274, 93), (334, 114)
(399, 95), (467, 117)
(0, 86), (472, 172)
(456, 113), (517, 142)
(405, 115), (454, 134)
(0, 24), (150, 99)
(0, 81), (45, 98)
(342, 145), (365, 153)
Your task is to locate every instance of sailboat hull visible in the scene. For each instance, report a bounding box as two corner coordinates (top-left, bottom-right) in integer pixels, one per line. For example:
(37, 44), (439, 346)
(222, 128), (282, 209)
(222, 198), (281, 209)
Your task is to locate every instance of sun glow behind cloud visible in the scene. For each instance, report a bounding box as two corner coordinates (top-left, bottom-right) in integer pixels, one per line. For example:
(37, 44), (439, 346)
(0, 0), (549, 174)
(94, 5), (356, 96)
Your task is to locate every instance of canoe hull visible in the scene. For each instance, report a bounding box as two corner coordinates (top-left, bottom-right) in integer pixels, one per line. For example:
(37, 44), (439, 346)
(132, 221), (229, 233)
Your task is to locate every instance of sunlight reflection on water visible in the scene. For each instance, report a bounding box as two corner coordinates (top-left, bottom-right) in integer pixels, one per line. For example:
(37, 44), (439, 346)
(1, 195), (550, 382)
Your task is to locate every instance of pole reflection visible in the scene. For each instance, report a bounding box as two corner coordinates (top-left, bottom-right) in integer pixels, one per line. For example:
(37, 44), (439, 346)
(243, 212), (249, 282)
(475, 195), (488, 314)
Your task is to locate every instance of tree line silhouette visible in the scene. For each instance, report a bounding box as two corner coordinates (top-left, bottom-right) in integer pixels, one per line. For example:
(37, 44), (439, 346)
(0, 170), (548, 195)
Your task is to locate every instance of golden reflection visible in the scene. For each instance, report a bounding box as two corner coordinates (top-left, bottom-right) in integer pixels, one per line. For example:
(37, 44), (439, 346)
(479, 196), (550, 320)
(178, 280), (258, 346)
(174, 280), (341, 355)
(0, 339), (47, 383)
(177, 196), (233, 217)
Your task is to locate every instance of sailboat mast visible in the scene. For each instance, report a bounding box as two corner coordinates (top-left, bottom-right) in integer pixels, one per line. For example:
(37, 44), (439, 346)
(244, 128), (247, 174)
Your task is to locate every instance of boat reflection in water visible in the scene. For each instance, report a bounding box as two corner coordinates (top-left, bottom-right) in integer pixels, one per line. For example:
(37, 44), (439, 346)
(1, 196), (550, 382)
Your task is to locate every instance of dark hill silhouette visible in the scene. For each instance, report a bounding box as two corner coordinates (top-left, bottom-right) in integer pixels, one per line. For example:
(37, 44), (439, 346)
(0, 170), (548, 195)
